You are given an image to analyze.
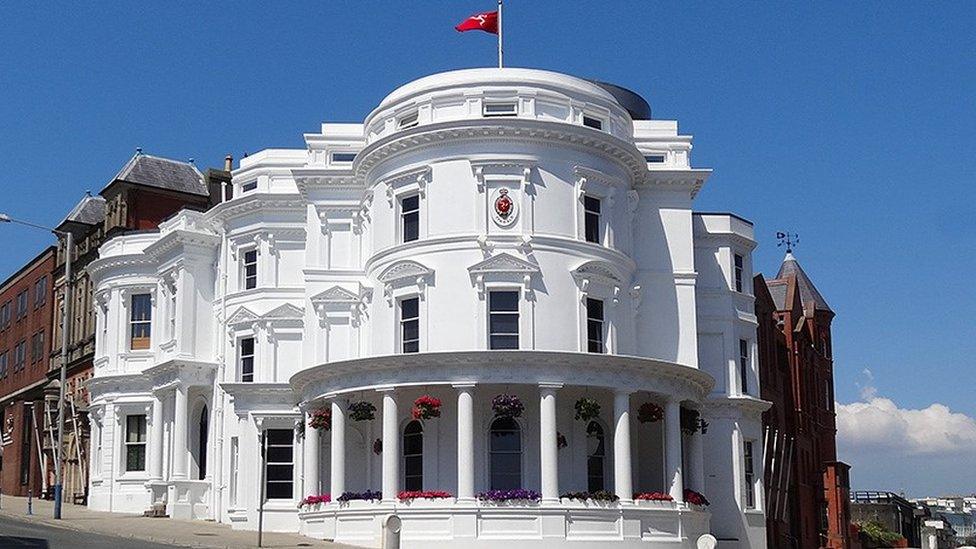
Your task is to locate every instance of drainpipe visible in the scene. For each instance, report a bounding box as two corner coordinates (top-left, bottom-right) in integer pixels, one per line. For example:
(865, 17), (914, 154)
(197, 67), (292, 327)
(210, 223), (229, 522)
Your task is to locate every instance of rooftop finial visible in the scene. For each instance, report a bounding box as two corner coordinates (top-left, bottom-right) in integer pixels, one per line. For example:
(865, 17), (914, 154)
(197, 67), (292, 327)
(188, 157), (195, 164)
(776, 231), (799, 254)
(135, 147), (143, 156)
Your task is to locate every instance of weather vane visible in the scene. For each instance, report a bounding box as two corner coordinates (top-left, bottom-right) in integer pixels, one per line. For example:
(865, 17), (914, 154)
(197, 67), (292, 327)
(776, 231), (799, 253)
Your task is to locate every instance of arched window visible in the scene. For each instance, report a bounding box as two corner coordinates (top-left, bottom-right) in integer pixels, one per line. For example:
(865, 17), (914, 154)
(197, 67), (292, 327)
(489, 417), (522, 490)
(198, 406), (209, 480)
(403, 420), (423, 491)
(586, 421), (605, 492)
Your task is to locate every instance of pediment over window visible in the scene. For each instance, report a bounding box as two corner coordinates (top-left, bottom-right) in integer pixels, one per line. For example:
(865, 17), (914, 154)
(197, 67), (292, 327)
(264, 303), (305, 320)
(572, 260), (624, 303)
(310, 285), (359, 304)
(378, 260), (433, 284)
(226, 306), (259, 327)
(310, 285), (373, 325)
(468, 252), (539, 298)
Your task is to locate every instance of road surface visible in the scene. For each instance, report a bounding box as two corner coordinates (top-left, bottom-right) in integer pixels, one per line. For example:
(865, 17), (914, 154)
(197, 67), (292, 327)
(0, 514), (183, 548)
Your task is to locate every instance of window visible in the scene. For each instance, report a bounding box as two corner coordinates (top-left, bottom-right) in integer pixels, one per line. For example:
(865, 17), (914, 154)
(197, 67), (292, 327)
(744, 440), (756, 508)
(264, 429), (294, 499)
(483, 102), (518, 117)
(16, 290), (28, 320)
(583, 195), (601, 244)
(331, 152), (357, 163)
(198, 406), (208, 480)
(30, 331), (44, 364)
(20, 405), (32, 485)
(644, 154), (666, 163)
(0, 301), (9, 329)
(239, 337), (255, 382)
(488, 291), (519, 350)
(14, 341), (26, 371)
(400, 195), (420, 243)
(129, 294), (152, 350)
(582, 115), (603, 130)
(397, 112), (419, 129)
(586, 298), (605, 353)
(739, 339), (750, 394)
(734, 254), (744, 292)
(241, 181), (258, 193)
(242, 250), (258, 290)
(399, 297), (419, 353)
(0, 352), (7, 378)
(34, 276), (47, 308)
(125, 415), (147, 472)
(93, 419), (102, 476)
(586, 421), (606, 492)
(489, 417), (521, 490)
(403, 420), (423, 491)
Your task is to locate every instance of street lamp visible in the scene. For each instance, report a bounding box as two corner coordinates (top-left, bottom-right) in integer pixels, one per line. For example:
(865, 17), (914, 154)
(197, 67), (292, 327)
(0, 213), (73, 520)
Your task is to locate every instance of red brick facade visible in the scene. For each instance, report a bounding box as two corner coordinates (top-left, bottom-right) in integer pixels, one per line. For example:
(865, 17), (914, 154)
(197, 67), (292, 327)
(0, 247), (56, 498)
(756, 254), (852, 549)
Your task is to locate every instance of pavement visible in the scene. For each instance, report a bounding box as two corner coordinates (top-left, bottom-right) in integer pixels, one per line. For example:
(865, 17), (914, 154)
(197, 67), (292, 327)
(0, 495), (353, 549)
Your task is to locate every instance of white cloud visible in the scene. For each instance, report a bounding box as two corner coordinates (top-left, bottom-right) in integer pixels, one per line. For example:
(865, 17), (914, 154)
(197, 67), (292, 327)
(836, 397), (976, 455)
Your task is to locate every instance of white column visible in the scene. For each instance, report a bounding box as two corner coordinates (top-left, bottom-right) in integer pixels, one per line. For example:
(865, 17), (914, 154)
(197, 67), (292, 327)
(380, 389), (399, 502)
(539, 384), (560, 502)
(613, 390), (633, 502)
(172, 384), (189, 480)
(665, 399), (684, 503)
(330, 399), (346, 498)
(455, 384), (475, 501)
(303, 411), (320, 496)
(149, 394), (164, 480)
(686, 407), (705, 493)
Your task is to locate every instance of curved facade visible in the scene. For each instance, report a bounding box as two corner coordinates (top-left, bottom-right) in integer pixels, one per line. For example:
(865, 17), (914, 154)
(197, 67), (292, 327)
(86, 68), (768, 548)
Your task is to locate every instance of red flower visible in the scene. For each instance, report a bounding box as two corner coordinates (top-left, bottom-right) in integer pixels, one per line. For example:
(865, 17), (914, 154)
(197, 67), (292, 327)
(398, 490), (452, 500)
(633, 491), (674, 501)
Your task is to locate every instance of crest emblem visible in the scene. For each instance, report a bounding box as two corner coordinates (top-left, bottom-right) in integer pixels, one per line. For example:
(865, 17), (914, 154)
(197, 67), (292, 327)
(491, 188), (518, 227)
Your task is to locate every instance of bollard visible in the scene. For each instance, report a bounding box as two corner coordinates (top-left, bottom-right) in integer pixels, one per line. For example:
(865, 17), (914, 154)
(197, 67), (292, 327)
(382, 514), (402, 549)
(696, 534), (717, 549)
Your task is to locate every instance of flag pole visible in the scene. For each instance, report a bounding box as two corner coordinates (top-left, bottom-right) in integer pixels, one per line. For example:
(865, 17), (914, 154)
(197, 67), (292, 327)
(497, 0), (503, 68)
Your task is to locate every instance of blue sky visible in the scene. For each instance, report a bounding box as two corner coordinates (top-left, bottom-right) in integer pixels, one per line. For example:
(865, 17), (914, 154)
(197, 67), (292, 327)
(1, 2), (973, 495)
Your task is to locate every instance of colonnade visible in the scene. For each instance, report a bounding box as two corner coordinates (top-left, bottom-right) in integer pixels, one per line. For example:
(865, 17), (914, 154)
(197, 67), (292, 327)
(303, 384), (705, 504)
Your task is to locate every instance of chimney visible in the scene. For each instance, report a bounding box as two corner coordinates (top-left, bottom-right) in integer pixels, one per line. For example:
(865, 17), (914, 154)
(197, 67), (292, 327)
(224, 154), (233, 172)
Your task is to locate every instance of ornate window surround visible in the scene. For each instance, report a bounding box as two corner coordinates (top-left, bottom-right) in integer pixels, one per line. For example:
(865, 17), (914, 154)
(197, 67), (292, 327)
(468, 253), (540, 351)
(572, 260), (624, 354)
(377, 260), (433, 307)
(226, 304), (305, 383)
(575, 166), (625, 248)
(379, 165), (431, 243)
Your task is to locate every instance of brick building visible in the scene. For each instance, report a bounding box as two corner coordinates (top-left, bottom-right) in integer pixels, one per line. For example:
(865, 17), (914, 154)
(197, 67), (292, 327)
(757, 251), (853, 548)
(0, 247), (56, 498)
(45, 151), (223, 503)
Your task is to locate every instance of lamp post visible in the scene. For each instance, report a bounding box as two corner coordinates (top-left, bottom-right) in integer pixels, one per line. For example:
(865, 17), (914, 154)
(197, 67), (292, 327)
(0, 213), (72, 520)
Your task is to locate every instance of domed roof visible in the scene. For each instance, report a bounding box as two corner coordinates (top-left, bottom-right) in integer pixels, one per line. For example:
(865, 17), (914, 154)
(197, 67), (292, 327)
(586, 80), (651, 120)
(373, 68), (625, 116)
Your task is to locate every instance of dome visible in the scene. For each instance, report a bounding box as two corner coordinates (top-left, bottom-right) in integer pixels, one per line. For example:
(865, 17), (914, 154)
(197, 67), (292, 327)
(586, 80), (651, 120)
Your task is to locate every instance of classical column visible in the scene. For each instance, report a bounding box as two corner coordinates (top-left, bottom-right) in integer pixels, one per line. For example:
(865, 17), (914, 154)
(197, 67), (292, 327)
(665, 399), (684, 503)
(330, 399), (346, 498)
(149, 393), (164, 481)
(380, 389), (399, 502)
(613, 390), (633, 502)
(686, 407), (705, 493)
(172, 384), (189, 480)
(303, 410), (320, 496)
(539, 383), (560, 502)
(454, 384), (475, 501)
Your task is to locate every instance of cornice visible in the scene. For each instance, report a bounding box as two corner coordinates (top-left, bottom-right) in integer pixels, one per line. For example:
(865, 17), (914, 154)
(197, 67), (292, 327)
(354, 119), (647, 188)
(292, 167), (363, 200)
(143, 229), (221, 261)
(704, 395), (772, 419)
(639, 169), (712, 199)
(208, 193), (307, 224)
(87, 254), (157, 283)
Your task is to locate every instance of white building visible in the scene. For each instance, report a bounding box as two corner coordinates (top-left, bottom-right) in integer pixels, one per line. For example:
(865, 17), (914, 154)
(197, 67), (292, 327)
(85, 68), (769, 548)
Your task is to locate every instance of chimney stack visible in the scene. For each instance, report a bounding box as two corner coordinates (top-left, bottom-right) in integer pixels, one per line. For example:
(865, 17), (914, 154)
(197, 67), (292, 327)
(224, 154), (233, 172)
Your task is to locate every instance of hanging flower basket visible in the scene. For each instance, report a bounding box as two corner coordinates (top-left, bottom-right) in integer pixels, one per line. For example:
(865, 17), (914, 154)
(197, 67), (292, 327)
(349, 401), (376, 422)
(308, 408), (332, 431)
(491, 394), (524, 418)
(637, 402), (664, 424)
(574, 397), (601, 422)
(683, 488), (710, 506)
(556, 431), (568, 450)
(476, 489), (541, 503)
(634, 491), (674, 501)
(372, 438), (382, 455)
(680, 408), (707, 435)
(412, 395), (442, 420)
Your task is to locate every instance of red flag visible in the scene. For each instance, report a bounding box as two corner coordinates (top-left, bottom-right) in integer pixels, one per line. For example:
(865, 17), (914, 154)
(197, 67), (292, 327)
(455, 11), (498, 34)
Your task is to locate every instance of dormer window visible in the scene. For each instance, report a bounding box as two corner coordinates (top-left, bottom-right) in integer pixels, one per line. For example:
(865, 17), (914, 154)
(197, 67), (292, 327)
(582, 115), (603, 130)
(397, 112), (419, 129)
(331, 152), (357, 164)
(483, 102), (518, 117)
